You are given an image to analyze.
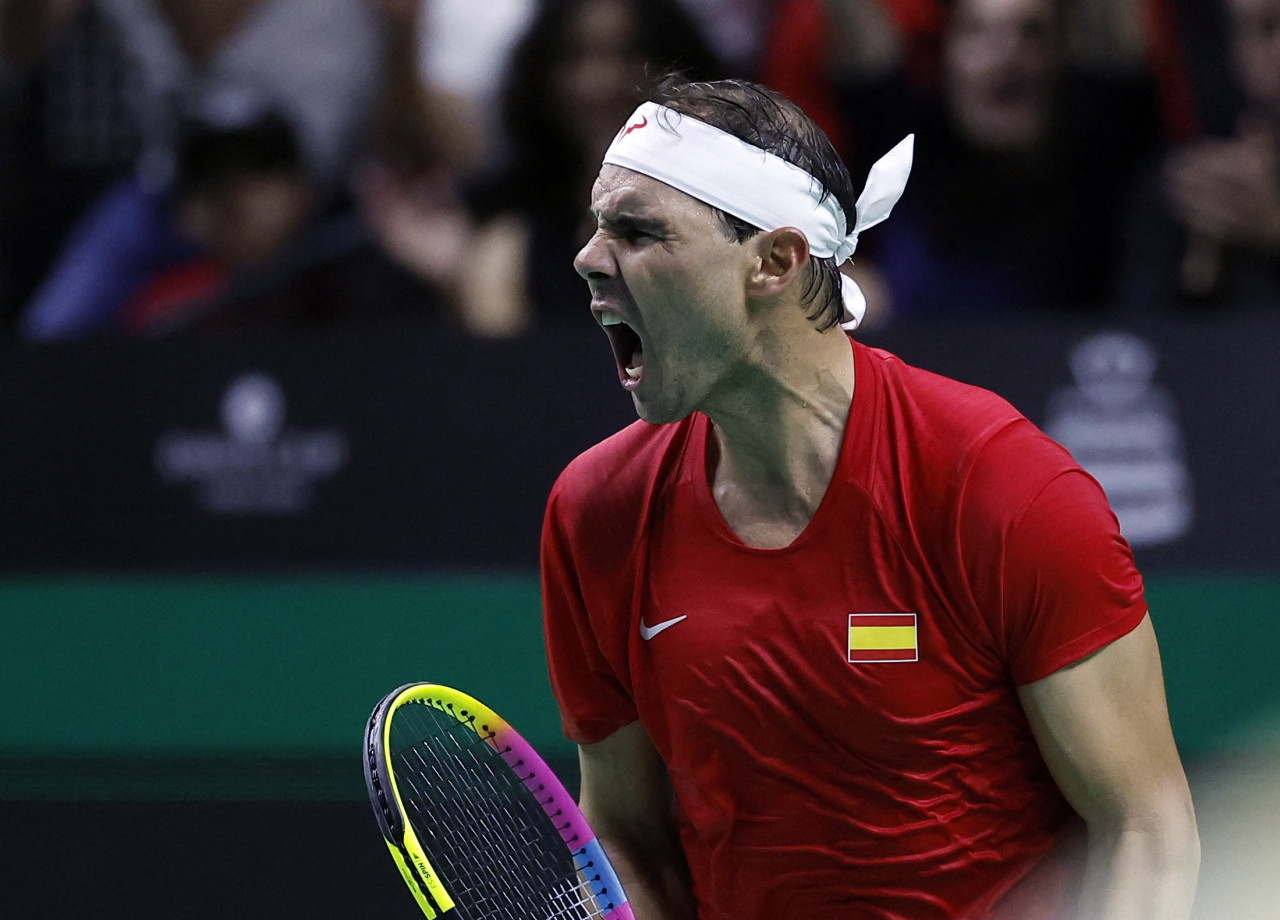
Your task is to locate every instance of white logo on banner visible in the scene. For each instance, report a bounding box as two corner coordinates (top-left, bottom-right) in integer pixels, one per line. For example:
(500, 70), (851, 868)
(154, 372), (348, 514)
(1043, 333), (1193, 547)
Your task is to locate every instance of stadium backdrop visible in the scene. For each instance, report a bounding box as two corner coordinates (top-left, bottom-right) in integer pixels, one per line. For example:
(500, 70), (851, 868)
(1, 313), (1277, 917)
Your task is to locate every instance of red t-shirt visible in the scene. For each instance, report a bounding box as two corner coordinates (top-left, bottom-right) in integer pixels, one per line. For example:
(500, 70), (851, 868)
(541, 338), (1146, 919)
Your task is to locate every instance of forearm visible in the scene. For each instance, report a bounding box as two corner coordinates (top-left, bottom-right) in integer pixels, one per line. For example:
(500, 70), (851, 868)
(1075, 815), (1200, 920)
(594, 830), (698, 920)
(576, 725), (697, 919)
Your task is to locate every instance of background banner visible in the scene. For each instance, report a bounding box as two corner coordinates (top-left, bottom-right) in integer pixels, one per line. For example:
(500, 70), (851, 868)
(3, 313), (1277, 573)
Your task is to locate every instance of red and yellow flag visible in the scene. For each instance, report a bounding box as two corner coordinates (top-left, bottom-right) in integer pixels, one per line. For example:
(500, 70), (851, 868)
(848, 613), (918, 663)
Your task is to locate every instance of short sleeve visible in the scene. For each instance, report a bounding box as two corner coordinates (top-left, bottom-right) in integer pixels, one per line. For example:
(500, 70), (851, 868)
(1001, 470), (1148, 685)
(540, 478), (639, 744)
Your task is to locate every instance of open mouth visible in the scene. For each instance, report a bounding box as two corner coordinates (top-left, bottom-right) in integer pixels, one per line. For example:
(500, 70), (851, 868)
(600, 313), (644, 388)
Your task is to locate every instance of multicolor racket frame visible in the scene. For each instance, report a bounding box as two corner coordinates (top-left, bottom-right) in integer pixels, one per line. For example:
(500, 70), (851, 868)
(364, 682), (634, 920)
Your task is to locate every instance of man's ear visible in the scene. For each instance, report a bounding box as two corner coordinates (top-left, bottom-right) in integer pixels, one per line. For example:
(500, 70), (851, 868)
(746, 227), (810, 299)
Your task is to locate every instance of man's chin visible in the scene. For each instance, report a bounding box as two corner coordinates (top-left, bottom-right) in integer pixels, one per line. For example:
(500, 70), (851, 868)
(633, 396), (694, 427)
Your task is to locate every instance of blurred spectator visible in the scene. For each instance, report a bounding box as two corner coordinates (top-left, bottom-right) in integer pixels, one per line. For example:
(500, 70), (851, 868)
(1118, 0), (1280, 312)
(372, 0), (486, 175)
(414, 0), (536, 172)
(16, 0), (408, 340)
(833, 0), (1161, 323)
(99, 0), (384, 193)
(676, 0), (776, 74)
(0, 0), (139, 332)
(113, 86), (312, 332)
(352, 0), (493, 332)
(125, 85), (446, 335)
(25, 79), (442, 337)
(760, 0), (1152, 173)
(756, 0), (1160, 324)
(358, 0), (779, 340)
(410, 0), (768, 175)
(451, 0), (725, 337)
(759, 0), (907, 164)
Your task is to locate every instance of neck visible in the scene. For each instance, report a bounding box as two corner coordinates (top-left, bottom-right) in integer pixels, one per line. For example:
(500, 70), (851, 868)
(704, 325), (855, 548)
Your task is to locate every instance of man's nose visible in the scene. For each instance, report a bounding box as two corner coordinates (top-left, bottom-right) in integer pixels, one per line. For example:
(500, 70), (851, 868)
(574, 230), (613, 281)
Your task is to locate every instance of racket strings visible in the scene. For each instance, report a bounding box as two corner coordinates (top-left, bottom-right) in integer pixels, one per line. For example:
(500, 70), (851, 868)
(424, 713), (567, 902)
(389, 700), (608, 919)
(401, 715), (597, 919)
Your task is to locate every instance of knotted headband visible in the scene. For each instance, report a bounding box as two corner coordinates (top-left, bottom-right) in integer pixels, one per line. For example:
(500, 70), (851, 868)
(603, 101), (914, 329)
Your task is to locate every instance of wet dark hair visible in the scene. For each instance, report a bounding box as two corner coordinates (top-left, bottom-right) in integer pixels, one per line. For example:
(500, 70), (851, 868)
(649, 77), (858, 331)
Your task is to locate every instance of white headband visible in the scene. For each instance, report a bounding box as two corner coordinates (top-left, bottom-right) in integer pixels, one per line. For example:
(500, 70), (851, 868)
(603, 101), (914, 329)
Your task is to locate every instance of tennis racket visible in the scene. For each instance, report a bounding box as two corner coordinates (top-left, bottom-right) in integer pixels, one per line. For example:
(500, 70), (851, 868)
(363, 681), (634, 920)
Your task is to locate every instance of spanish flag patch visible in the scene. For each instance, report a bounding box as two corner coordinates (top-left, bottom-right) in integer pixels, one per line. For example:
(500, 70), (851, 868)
(848, 613), (918, 663)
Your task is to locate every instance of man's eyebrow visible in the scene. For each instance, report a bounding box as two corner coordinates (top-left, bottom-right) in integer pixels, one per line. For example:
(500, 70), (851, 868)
(590, 208), (667, 232)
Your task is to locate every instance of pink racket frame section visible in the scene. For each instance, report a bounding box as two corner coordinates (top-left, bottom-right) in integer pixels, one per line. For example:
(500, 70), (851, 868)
(492, 723), (636, 920)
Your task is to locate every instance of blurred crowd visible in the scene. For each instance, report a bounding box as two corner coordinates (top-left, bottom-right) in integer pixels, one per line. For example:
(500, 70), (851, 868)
(0, 0), (1275, 341)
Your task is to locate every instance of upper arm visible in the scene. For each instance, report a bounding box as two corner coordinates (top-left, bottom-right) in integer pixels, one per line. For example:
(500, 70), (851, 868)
(1016, 613), (1195, 831)
(956, 425), (1148, 684)
(577, 721), (699, 917)
(578, 719), (676, 838)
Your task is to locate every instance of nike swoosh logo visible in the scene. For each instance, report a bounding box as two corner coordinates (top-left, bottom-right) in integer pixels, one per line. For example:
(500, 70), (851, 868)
(639, 615), (687, 641)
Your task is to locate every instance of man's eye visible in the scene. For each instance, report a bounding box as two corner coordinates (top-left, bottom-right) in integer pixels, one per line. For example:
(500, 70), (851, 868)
(622, 226), (660, 244)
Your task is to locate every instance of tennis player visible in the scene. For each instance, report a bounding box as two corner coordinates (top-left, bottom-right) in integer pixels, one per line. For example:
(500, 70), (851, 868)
(541, 77), (1199, 919)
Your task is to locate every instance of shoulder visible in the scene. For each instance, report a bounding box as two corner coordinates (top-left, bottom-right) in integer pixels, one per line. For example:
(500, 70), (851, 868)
(860, 342), (1039, 462)
(547, 416), (697, 528)
(858, 342), (1079, 529)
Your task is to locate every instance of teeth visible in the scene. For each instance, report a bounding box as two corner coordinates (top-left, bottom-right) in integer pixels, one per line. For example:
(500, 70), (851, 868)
(600, 313), (624, 326)
(625, 365), (643, 380)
